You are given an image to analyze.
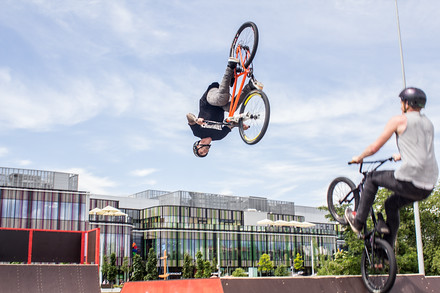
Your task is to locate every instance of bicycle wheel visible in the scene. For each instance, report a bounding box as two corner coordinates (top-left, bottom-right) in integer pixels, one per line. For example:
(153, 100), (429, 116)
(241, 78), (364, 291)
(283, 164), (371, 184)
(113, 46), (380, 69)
(361, 238), (397, 293)
(230, 21), (259, 68)
(238, 90), (270, 145)
(327, 177), (359, 225)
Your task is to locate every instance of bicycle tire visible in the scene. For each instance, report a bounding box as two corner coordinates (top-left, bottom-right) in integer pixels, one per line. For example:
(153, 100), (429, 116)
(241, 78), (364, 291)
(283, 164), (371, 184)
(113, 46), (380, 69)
(230, 22), (259, 68)
(238, 90), (270, 145)
(327, 177), (359, 225)
(361, 238), (397, 293)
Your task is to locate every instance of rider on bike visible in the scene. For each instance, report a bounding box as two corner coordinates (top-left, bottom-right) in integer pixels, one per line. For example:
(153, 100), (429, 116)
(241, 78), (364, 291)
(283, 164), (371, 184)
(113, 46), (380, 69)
(187, 57), (253, 157)
(345, 87), (438, 247)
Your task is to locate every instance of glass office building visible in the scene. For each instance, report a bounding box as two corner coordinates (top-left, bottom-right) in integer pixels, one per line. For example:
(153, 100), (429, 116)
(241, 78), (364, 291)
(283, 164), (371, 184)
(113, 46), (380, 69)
(90, 190), (338, 275)
(0, 167), (338, 275)
(0, 167), (87, 231)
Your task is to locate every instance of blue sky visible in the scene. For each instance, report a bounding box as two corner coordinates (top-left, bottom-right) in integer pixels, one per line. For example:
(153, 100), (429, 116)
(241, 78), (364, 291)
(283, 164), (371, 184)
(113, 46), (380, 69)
(1, 1), (439, 207)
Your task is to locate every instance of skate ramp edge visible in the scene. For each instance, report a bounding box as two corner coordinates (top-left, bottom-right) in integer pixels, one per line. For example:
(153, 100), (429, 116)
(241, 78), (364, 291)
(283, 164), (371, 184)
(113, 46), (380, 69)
(121, 274), (440, 293)
(0, 264), (100, 293)
(121, 278), (224, 293)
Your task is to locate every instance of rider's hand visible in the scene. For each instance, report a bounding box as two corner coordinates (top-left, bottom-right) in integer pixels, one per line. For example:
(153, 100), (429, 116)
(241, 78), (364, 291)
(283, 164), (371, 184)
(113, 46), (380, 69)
(196, 118), (205, 126)
(350, 156), (363, 164)
(392, 153), (401, 161)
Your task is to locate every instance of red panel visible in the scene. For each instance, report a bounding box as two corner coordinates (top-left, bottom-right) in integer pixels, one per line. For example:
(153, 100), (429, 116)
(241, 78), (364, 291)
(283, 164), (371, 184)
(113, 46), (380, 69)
(95, 228), (100, 266)
(80, 232), (85, 264)
(121, 278), (224, 293)
(27, 230), (33, 264)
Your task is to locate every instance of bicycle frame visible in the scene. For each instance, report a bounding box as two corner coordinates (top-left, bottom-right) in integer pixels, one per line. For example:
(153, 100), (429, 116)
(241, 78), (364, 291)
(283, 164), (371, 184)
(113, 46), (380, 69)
(227, 45), (253, 122)
(353, 158), (393, 237)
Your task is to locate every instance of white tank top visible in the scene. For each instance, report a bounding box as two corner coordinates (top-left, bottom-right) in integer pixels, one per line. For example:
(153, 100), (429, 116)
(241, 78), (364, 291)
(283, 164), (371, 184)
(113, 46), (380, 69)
(394, 112), (439, 189)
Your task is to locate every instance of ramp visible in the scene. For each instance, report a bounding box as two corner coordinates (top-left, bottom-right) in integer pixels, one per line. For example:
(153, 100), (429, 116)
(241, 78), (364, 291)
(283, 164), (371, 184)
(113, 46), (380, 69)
(121, 274), (440, 293)
(122, 278), (224, 293)
(0, 264), (100, 293)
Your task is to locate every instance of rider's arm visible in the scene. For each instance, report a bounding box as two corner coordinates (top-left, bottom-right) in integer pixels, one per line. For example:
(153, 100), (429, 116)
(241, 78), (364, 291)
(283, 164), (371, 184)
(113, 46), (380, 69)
(352, 115), (406, 163)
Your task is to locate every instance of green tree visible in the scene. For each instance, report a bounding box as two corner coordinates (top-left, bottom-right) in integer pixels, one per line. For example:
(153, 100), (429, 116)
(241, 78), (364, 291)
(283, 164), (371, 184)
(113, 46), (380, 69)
(107, 253), (118, 285)
(101, 255), (109, 282)
(182, 253), (194, 279)
(131, 254), (145, 281)
(418, 186), (440, 275)
(121, 257), (130, 282)
(195, 251), (204, 278)
(318, 184), (440, 276)
(293, 253), (305, 271)
(372, 187), (440, 275)
(144, 248), (158, 281)
(203, 260), (212, 278)
(257, 253), (274, 276)
(211, 257), (218, 275)
(274, 264), (289, 276)
(232, 267), (247, 277)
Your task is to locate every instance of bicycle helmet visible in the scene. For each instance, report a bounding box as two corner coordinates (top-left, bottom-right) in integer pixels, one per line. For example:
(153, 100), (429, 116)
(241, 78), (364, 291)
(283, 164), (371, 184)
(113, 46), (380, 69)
(399, 87), (426, 109)
(193, 140), (211, 158)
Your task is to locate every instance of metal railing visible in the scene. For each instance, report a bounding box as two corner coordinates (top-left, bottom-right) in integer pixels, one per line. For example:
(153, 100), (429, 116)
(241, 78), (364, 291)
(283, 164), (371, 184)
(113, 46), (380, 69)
(0, 167), (78, 191)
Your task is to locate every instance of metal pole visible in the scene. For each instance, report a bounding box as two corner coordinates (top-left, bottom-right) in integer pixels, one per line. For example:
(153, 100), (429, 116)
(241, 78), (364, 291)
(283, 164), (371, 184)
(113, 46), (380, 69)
(394, 0), (424, 275)
(414, 202), (425, 274)
(217, 237), (221, 277)
(311, 240), (314, 275)
(395, 0), (406, 88)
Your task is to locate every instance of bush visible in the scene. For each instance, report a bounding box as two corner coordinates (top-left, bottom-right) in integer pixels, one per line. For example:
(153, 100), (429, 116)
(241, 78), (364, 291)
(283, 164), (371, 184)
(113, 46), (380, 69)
(232, 268), (247, 277)
(274, 265), (289, 276)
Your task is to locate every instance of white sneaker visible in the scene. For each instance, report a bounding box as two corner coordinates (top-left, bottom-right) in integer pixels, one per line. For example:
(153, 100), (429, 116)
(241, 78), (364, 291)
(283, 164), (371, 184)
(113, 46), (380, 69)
(344, 208), (361, 234)
(186, 113), (197, 125)
(252, 79), (264, 90)
(228, 57), (239, 68)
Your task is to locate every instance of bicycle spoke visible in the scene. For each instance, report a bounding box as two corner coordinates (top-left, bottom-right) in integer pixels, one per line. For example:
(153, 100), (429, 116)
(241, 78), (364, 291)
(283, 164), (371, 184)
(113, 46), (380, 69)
(230, 22), (258, 68)
(327, 177), (358, 225)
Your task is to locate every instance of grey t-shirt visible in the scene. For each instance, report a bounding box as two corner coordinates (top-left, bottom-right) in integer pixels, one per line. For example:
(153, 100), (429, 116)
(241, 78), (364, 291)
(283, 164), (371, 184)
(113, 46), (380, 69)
(395, 112), (439, 189)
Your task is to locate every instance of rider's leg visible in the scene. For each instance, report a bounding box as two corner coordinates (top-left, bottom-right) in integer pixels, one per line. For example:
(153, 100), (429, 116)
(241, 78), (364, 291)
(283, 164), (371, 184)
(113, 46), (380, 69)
(383, 195), (413, 247)
(384, 185), (432, 247)
(354, 170), (406, 230)
(352, 171), (388, 231)
(207, 60), (237, 108)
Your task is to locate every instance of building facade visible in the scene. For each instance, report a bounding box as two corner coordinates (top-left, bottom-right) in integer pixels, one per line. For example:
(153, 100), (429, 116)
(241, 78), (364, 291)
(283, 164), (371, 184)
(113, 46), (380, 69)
(0, 167), (338, 276)
(0, 167), (87, 232)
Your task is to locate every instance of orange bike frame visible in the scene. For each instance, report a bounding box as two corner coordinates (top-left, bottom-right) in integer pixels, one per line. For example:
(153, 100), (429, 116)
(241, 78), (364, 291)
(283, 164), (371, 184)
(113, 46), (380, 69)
(227, 46), (251, 122)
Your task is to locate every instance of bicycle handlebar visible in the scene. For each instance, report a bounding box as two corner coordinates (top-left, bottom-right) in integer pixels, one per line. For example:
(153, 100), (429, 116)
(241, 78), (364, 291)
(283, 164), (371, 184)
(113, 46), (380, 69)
(348, 157), (393, 165)
(348, 157), (394, 174)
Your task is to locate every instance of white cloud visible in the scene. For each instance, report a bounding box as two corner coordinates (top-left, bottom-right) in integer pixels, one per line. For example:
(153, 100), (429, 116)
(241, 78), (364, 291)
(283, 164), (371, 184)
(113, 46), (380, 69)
(130, 168), (157, 177)
(65, 168), (118, 195)
(1, 0), (439, 208)
(0, 147), (8, 157)
(17, 160), (32, 166)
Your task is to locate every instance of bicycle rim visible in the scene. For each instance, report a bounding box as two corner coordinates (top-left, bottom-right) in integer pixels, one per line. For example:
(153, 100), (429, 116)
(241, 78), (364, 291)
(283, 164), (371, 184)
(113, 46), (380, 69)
(230, 22), (259, 68)
(239, 90), (270, 145)
(361, 238), (397, 293)
(327, 177), (358, 225)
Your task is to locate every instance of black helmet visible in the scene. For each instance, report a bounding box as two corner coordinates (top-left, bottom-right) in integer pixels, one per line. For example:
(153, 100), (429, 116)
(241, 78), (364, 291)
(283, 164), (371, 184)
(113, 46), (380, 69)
(193, 140), (210, 158)
(399, 87), (426, 108)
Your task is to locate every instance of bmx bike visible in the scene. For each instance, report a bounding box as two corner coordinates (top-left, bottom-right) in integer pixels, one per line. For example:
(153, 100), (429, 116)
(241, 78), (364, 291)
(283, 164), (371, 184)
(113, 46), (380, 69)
(327, 158), (397, 293)
(205, 21), (270, 145)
